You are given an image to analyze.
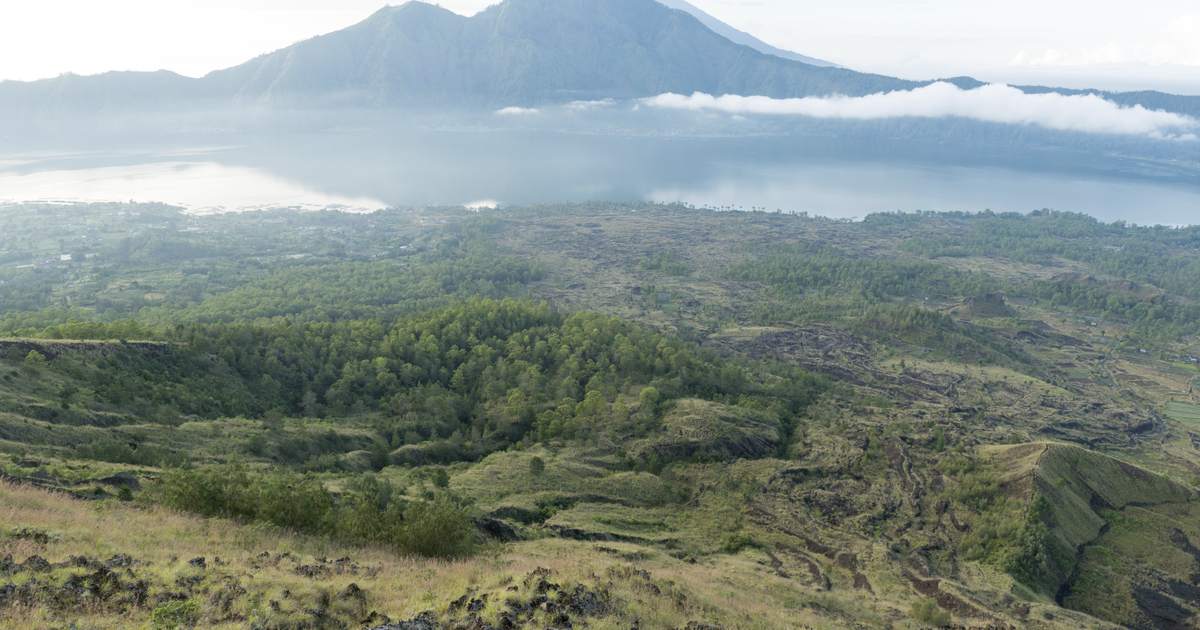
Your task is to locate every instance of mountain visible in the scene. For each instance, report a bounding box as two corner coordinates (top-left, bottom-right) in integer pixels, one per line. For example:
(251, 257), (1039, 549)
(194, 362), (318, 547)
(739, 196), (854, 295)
(201, 0), (904, 110)
(654, 0), (839, 67)
(0, 0), (1197, 123)
(0, 0), (930, 118)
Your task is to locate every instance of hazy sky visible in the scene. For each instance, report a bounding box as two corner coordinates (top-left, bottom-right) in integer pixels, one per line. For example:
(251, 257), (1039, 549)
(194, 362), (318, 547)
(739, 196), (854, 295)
(2, 0), (1198, 94)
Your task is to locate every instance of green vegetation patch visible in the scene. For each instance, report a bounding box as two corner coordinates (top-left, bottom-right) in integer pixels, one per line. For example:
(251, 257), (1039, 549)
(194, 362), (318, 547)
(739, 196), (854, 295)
(1061, 546), (1142, 627)
(629, 398), (780, 462)
(1166, 402), (1200, 426)
(156, 462), (476, 558)
(957, 443), (1197, 598)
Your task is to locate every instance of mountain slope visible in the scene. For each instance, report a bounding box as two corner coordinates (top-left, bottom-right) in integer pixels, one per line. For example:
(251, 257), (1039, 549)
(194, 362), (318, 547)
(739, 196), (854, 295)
(201, 0), (909, 109)
(655, 0), (838, 67)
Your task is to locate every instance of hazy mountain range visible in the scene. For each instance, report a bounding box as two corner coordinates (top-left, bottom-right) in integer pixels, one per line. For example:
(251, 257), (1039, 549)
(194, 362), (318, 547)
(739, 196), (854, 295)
(2, 0), (1198, 124)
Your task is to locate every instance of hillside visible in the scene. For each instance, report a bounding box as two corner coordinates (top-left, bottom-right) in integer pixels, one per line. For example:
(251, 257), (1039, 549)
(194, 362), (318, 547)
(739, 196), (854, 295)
(5, 202), (1200, 627)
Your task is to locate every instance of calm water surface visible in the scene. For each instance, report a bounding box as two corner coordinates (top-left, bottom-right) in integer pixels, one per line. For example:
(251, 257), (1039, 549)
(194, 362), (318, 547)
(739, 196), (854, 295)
(1, 130), (1198, 224)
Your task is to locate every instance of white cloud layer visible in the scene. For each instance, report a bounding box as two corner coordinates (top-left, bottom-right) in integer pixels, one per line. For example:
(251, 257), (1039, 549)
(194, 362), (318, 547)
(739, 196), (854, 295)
(494, 107), (540, 115)
(643, 83), (1198, 138)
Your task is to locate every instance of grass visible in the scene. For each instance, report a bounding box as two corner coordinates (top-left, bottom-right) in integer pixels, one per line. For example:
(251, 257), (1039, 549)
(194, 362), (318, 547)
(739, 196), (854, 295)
(449, 445), (667, 510)
(0, 480), (861, 630)
(1165, 402), (1200, 426)
(1061, 546), (1142, 627)
(1096, 506), (1199, 576)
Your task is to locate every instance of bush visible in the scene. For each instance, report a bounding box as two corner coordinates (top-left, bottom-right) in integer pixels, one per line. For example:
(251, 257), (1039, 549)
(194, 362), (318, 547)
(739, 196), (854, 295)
(255, 471), (333, 533)
(398, 494), (476, 558)
(721, 532), (756, 554)
(75, 439), (189, 468)
(909, 598), (951, 627)
(156, 462), (477, 559)
(23, 350), (47, 368)
(157, 461), (259, 520)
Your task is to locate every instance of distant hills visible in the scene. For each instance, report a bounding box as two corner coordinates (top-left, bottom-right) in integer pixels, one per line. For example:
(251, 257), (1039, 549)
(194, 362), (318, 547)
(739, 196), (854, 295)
(1, 0), (1198, 123)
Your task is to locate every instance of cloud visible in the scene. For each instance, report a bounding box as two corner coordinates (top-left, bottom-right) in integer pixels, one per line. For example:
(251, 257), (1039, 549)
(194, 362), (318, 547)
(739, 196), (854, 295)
(566, 99), (614, 110)
(1012, 12), (1200, 67)
(494, 106), (539, 115)
(642, 83), (1198, 138)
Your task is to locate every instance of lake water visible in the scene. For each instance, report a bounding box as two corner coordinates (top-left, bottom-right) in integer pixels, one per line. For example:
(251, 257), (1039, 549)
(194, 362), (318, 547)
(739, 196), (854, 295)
(2, 130), (1199, 224)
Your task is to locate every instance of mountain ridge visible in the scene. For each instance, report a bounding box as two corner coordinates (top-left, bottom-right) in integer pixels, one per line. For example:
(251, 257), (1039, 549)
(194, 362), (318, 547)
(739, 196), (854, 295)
(653, 0), (839, 67)
(0, 0), (1197, 123)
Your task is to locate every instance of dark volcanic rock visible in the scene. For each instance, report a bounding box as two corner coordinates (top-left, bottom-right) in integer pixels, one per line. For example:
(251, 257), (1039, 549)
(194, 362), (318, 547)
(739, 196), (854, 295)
(475, 517), (519, 541)
(95, 471), (141, 491)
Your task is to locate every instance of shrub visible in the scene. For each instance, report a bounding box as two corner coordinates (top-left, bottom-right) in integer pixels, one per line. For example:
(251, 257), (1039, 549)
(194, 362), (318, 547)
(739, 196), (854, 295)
(156, 462), (477, 559)
(336, 495), (404, 546)
(255, 471), (332, 533)
(398, 494), (476, 558)
(909, 598), (951, 627)
(245, 434), (266, 456)
(23, 350), (47, 368)
(157, 461), (258, 520)
(721, 532), (756, 554)
(74, 439), (189, 468)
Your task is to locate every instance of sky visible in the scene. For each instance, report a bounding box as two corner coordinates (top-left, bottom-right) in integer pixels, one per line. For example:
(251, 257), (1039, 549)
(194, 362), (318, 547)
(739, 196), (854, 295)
(1, 0), (1198, 95)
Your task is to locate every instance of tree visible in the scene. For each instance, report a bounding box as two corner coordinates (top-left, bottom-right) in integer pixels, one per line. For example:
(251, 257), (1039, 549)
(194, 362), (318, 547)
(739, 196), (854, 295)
(639, 386), (660, 413)
(369, 440), (391, 471)
(432, 468), (450, 489)
(301, 391), (319, 417)
(24, 350), (47, 368)
(529, 456), (545, 476)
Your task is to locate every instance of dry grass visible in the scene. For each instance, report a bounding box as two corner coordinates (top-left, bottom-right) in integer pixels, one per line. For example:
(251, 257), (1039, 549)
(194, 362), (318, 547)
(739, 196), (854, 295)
(0, 480), (862, 630)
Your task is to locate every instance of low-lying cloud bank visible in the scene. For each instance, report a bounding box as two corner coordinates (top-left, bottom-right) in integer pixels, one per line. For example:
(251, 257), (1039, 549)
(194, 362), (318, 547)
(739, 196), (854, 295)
(643, 82), (1198, 139)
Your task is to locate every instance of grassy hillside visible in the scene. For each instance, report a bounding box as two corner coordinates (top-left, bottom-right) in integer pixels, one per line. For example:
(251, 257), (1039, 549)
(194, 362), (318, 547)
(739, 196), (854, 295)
(5, 202), (1200, 628)
(2, 480), (843, 630)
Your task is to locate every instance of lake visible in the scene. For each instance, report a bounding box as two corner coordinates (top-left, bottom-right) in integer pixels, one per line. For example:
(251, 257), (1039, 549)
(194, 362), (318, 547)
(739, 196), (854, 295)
(2, 130), (1198, 224)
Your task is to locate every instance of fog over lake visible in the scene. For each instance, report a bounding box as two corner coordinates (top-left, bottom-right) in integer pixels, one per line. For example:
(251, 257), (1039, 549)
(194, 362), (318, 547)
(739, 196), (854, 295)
(2, 130), (1199, 224)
